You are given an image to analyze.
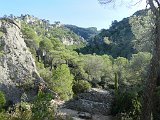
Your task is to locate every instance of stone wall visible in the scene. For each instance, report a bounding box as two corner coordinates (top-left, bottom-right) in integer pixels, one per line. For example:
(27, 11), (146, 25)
(65, 88), (114, 115)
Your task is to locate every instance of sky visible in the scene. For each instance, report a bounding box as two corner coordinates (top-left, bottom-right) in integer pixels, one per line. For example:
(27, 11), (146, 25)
(0, 0), (146, 30)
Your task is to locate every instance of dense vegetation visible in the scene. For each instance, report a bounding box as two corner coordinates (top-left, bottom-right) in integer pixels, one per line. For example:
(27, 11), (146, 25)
(78, 9), (154, 58)
(0, 9), (157, 119)
(64, 24), (99, 41)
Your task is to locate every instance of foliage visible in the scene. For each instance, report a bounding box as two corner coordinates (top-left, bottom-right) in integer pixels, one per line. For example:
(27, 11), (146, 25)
(83, 55), (105, 83)
(113, 57), (129, 86)
(31, 91), (55, 120)
(112, 90), (141, 120)
(51, 64), (74, 100)
(130, 9), (154, 53)
(114, 73), (118, 95)
(3, 92), (55, 120)
(72, 80), (91, 95)
(21, 26), (40, 57)
(78, 9), (153, 58)
(39, 68), (52, 84)
(0, 40), (4, 57)
(1, 13), (155, 119)
(0, 91), (6, 109)
(50, 37), (65, 50)
(0, 112), (8, 120)
(22, 27), (37, 40)
(128, 52), (152, 85)
(0, 31), (4, 38)
(7, 102), (32, 120)
(78, 17), (135, 58)
(65, 24), (98, 40)
(39, 37), (54, 52)
(21, 17), (84, 47)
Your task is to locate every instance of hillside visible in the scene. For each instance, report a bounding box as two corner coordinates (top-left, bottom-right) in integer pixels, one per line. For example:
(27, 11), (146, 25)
(5, 10), (154, 59)
(64, 24), (99, 41)
(0, 9), (156, 120)
(78, 9), (154, 58)
(12, 14), (86, 46)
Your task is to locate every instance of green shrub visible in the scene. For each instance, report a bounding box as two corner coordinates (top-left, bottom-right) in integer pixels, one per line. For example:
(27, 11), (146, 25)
(51, 64), (74, 100)
(39, 68), (52, 83)
(7, 102), (32, 120)
(3, 92), (56, 120)
(0, 91), (6, 109)
(0, 31), (4, 38)
(36, 61), (45, 69)
(0, 52), (4, 57)
(111, 91), (141, 119)
(21, 27), (37, 40)
(31, 91), (55, 120)
(0, 111), (8, 120)
(72, 80), (91, 95)
(0, 38), (5, 57)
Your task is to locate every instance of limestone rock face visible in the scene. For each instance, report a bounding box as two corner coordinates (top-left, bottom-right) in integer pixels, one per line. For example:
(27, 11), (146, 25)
(0, 19), (42, 103)
(61, 36), (83, 46)
(65, 88), (114, 115)
(62, 37), (74, 45)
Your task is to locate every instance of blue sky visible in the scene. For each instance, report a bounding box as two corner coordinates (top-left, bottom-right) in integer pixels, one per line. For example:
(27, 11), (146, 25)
(0, 0), (146, 30)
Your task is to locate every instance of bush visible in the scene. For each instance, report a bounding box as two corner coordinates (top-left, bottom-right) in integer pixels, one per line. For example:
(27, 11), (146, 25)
(1, 92), (56, 120)
(22, 27), (37, 40)
(0, 31), (4, 38)
(51, 64), (74, 100)
(111, 91), (141, 119)
(31, 91), (55, 120)
(39, 68), (52, 84)
(72, 80), (91, 95)
(7, 102), (32, 120)
(0, 111), (8, 120)
(0, 91), (6, 109)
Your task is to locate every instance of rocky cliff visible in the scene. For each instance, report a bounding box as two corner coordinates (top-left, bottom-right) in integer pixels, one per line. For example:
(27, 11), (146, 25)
(0, 19), (43, 103)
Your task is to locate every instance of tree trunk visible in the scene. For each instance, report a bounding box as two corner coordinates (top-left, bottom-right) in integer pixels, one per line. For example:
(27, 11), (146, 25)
(152, 89), (160, 120)
(152, 74), (160, 119)
(141, 57), (159, 120)
(141, 5), (160, 119)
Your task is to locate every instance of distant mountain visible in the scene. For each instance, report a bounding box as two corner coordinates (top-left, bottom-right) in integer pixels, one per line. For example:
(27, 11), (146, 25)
(77, 9), (154, 58)
(64, 24), (99, 41)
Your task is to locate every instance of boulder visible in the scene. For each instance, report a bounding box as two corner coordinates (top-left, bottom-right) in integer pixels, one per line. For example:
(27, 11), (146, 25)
(78, 112), (92, 119)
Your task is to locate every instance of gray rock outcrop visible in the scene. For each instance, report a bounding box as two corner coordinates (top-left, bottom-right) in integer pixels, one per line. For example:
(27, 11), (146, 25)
(65, 88), (114, 115)
(61, 36), (83, 45)
(62, 37), (74, 45)
(0, 19), (43, 103)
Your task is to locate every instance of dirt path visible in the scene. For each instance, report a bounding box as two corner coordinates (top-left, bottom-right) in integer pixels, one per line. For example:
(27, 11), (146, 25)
(57, 107), (114, 120)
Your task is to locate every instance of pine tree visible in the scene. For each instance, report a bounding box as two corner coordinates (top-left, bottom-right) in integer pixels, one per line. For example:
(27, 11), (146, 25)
(51, 64), (74, 100)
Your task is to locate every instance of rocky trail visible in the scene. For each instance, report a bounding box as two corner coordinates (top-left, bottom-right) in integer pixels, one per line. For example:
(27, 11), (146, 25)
(54, 88), (115, 120)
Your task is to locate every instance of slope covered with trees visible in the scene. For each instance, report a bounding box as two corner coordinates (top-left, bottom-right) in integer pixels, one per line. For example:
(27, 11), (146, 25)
(0, 8), (157, 119)
(78, 9), (154, 58)
(64, 24), (99, 41)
